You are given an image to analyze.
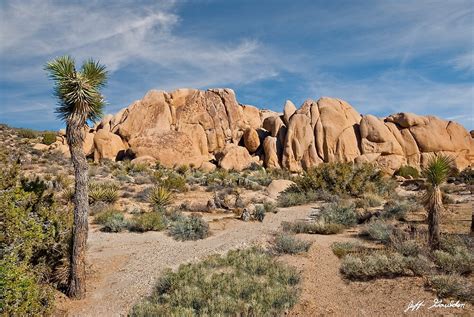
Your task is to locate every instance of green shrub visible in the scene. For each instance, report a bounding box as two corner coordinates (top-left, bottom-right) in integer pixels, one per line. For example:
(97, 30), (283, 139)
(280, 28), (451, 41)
(355, 193), (383, 208)
(17, 128), (37, 139)
(0, 255), (54, 316)
(263, 201), (278, 213)
(320, 200), (357, 227)
(290, 163), (396, 198)
(100, 213), (128, 232)
(456, 167), (473, 185)
(93, 208), (124, 225)
(381, 199), (417, 220)
(41, 132), (57, 145)
(156, 173), (187, 192)
(278, 191), (311, 207)
(130, 248), (300, 316)
(148, 186), (174, 210)
(393, 239), (423, 257)
(433, 249), (473, 275)
(169, 214), (209, 241)
(331, 241), (364, 258)
(1, 157), (72, 314)
(396, 165), (419, 179)
(273, 233), (312, 254)
(129, 212), (167, 232)
(427, 275), (474, 303)
(340, 252), (407, 280)
(282, 221), (344, 235)
(254, 205), (266, 222)
(360, 220), (394, 244)
(175, 164), (189, 175)
(89, 182), (119, 204)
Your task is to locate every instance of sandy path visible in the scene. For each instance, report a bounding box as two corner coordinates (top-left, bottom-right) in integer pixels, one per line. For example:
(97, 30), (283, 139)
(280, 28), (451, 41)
(56, 205), (313, 317)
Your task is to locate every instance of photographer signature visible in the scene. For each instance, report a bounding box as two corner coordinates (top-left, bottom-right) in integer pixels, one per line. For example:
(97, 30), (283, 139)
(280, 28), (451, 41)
(404, 299), (466, 312)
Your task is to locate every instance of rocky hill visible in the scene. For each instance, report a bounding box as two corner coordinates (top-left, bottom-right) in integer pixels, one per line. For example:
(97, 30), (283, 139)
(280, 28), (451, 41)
(50, 88), (474, 174)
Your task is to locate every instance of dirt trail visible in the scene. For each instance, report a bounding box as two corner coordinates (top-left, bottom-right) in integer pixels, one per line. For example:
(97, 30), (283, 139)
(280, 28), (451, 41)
(56, 205), (314, 316)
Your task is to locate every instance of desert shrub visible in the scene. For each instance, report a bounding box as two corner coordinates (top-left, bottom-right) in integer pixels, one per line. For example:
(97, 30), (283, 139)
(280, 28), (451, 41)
(441, 192), (455, 204)
(148, 186), (174, 210)
(100, 213), (128, 233)
(381, 199), (418, 220)
(282, 221), (344, 235)
(61, 186), (75, 203)
(263, 201), (278, 213)
(125, 162), (149, 174)
(457, 167), (473, 185)
(159, 173), (187, 192)
(320, 200), (357, 227)
(0, 255), (54, 316)
(427, 275), (474, 303)
(278, 191), (311, 207)
(41, 132), (57, 145)
(355, 193), (383, 209)
(175, 164), (189, 175)
(393, 239), (423, 257)
(273, 233), (312, 254)
(129, 212), (167, 232)
(88, 182), (119, 204)
(130, 248), (300, 316)
(439, 235), (472, 254)
(433, 249), (473, 275)
(17, 128), (37, 139)
(277, 189), (337, 207)
(169, 214), (209, 241)
(290, 163), (396, 198)
(360, 220), (395, 244)
(331, 241), (364, 258)
(396, 165), (419, 179)
(1, 159), (72, 314)
(93, 208), (123, 225)
(254, 205), (266, 222)
(340, 252), (407, 280)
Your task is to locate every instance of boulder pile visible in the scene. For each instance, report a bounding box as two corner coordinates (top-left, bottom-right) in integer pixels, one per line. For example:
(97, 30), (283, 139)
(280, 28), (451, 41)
(51, 88), (474, 174)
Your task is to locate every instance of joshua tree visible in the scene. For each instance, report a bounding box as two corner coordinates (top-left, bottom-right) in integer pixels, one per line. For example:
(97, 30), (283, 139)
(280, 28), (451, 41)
(422, 154), (454, 250)
(45, 56), (107, 298)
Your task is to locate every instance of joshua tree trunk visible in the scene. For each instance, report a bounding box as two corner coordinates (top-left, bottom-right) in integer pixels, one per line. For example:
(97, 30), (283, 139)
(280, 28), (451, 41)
(471, 211), (474, 235)
(427, 186), (442, 250)
(66, 116), (89, 299)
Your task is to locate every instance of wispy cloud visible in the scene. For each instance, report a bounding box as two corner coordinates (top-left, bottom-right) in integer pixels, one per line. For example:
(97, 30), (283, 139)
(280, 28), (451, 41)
(0, 0), (472, 130)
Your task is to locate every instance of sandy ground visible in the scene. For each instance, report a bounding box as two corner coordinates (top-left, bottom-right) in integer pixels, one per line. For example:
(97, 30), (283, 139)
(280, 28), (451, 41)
(285, 232), (473, 317)
(55, 205), (313, 316)
(55, 200), (473, 317)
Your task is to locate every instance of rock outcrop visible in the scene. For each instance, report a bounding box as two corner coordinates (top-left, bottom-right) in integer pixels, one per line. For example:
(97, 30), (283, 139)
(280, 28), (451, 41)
(55, 88), (473, 174)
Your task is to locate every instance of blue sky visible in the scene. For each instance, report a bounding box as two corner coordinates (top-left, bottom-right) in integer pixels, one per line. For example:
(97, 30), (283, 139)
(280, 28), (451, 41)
(1, 0), (473, 130)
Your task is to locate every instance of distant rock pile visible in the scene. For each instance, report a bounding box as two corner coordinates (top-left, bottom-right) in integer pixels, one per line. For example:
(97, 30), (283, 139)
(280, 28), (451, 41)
(53, 88), (474, 174)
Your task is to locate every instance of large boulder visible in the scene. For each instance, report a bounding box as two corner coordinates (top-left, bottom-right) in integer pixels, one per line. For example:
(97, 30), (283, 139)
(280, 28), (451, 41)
(283, 100), (297, 126)
(217, 144), (253, 171)
(243, 128), (260, 153)
(241, 105), (262, 129)
(128, 131), (205, 168)
(93, 130), (127, 162)
(263, 136), (280, 169)
(314, 97), (361, 162)
(282, 113), (321, 172)
(266, 180), (296, 199)
(117, 90), (172, 141)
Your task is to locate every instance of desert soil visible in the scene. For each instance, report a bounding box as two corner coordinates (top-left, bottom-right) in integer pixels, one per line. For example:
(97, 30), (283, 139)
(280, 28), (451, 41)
(55, 202), (473, 317)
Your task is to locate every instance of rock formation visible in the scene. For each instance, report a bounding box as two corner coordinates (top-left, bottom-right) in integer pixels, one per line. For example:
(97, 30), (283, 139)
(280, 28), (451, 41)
(52, 88), (474, 174)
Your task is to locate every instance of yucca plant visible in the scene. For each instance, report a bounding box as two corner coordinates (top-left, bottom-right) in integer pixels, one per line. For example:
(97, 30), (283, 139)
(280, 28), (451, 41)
(422, 154), (454, 250)
(148, 186), (174, 210)
(45, 55), (107, 298)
